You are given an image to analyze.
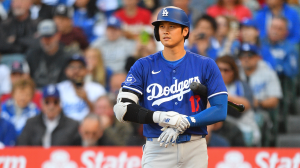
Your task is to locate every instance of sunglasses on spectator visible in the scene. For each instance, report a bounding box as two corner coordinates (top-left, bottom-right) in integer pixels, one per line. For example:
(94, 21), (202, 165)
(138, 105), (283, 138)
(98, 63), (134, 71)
(219, 68), (232, 73)
(44, 99), (60, 105)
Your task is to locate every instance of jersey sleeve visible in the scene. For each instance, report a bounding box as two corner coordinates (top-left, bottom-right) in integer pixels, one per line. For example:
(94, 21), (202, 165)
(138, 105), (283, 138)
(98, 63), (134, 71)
(121, 59), (144, 95)
(204, 59), (227, 99)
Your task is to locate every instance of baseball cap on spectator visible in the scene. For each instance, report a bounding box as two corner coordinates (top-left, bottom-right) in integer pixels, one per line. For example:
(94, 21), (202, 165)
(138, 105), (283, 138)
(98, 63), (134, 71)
(241, 19), (257, 29)
(11, 61), (24, 73)
(67, 54), (87, 67)
(107, 16), (122, 29)
(54, 4), (74, 18)
(38, 20), (57, 37)
(43, 85), (60, 99)
(238, 43), (259, 57)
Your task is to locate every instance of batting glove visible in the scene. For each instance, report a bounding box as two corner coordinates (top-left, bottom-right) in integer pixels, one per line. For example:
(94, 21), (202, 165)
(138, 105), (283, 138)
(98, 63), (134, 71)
(157, 127), (180, 148)
(153, 111), (182, 128)
(177, 117), (190, 133)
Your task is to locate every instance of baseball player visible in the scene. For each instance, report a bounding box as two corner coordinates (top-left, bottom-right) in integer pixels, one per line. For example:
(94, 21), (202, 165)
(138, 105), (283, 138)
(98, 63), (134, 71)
(113, 6), (228, 168)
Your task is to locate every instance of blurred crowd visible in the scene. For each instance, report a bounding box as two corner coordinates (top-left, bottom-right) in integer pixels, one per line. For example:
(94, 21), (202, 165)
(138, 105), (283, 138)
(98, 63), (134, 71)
(0, 0), (299, 148)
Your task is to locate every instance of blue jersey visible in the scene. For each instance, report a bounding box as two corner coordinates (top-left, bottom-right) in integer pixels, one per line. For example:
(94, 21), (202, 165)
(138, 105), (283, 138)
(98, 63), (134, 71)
(121, 51), (227, 138)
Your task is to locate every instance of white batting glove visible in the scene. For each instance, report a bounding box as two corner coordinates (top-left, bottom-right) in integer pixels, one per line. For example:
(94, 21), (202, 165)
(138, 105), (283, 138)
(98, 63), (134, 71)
(177, 117), (190, 133)
(153, 111), (190, 129)
(157, 127), (180, 148)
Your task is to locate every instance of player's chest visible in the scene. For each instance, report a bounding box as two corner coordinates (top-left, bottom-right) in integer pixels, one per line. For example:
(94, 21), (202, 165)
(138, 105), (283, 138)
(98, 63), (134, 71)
(144, 65), (203, 106)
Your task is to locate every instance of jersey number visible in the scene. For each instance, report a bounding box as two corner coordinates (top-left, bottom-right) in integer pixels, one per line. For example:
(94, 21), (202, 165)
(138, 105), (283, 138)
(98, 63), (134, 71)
(189, 95), (200, 112)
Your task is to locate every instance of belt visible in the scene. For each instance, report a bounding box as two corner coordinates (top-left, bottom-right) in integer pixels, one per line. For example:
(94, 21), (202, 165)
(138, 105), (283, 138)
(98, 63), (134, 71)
(147, 134), (206, 143)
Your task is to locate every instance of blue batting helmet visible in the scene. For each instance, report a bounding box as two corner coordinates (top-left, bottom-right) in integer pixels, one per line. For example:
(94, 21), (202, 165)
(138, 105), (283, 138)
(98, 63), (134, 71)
(152, 6), (190, 41)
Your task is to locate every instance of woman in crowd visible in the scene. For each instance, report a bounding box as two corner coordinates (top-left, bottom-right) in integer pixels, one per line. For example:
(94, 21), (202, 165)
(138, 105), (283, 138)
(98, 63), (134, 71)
(1, 79), (40, 136)
(207, 0), (252, 21)
(84, 47), (113, 91)
(216, 56), (261, 146)
(73, 0), (106, 42)
(214, 15), (240, 57)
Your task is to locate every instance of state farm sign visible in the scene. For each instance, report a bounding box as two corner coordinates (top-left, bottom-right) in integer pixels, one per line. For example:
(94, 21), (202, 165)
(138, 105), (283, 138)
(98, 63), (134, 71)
(0, 147), (300, 168)
(256, 151), (300, 168)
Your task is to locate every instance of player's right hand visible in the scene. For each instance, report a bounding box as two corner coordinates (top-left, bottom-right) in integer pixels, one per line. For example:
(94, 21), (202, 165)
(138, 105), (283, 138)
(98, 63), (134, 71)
(155, 111), (189, 130)
(158, 127), (180, 148)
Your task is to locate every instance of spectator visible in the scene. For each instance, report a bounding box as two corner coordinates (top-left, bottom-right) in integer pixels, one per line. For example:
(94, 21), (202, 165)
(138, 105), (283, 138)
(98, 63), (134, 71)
(53, 4), (89, 54)
(213, 120), (246, 146)
(0, 64), (10, 96)
(0, 103), (17, 147)
(96, 0), (120, 17)
(260, 17), (299, 78)
(215, 15), (240, 57)
(91, 16), (136, 73)
(114, 0), (151, 37)
(109, 73), (127, 100)
(206, 123), (230, 147)
(1, 61), (43, 109)
(138, 0), (160, 13)
(26, 19), (71, 88)
(240, 19), (259, 45)
(254, 0), (300, 44)
(30, 0), (54, 20)
(125, 30), (156, 72)
(84, 47), (113, 91)
(239, 43), (282, 110)
(17, 85), (79, 146)
(207, 0), (252, 21)
(188, 15), (218, 60)
(94, 96), (133, 146)
(73, 0), (106, 42)
(57, 55), (106, 121)
(1, 79), (39, 136)
(74, 113), (115, 146)
(0, 0), (38, 54)
(216, 56), (261, 146)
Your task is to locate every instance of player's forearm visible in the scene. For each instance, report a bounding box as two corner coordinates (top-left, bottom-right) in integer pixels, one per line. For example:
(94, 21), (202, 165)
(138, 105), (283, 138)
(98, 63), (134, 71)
(123, 103), (155, 124)
(187, 94), (227, 127)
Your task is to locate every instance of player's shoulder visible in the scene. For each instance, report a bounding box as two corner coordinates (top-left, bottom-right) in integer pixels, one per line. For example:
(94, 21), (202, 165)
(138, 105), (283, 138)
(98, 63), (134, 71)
(186, 51), (215, 64)
(135, 51), (161, 65)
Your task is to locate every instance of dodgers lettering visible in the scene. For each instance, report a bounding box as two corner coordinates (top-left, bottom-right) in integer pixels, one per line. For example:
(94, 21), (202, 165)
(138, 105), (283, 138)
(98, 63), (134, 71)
(147, 76), (200, 106)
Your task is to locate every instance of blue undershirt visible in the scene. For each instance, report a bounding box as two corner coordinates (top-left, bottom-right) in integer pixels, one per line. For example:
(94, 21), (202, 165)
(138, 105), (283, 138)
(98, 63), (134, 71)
(187, 94), (228, 127)
(160, 51), (185, 67)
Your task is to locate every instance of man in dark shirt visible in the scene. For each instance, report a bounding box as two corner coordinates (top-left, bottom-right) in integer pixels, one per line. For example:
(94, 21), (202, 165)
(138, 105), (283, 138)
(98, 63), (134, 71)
(0, 0), (38, 54)
(74, 113), (115, 146)
(17, 85), (79, 146)
(26, 19), (71, 88)
(53, 4), (89, 54)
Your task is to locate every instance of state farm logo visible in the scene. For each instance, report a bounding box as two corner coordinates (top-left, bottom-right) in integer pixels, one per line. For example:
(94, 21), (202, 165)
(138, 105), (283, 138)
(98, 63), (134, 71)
(81, 150), (141, 168)
(216, 151), (252, 168)
(42, 150), (78, 168)
(256, 152), (300, 168)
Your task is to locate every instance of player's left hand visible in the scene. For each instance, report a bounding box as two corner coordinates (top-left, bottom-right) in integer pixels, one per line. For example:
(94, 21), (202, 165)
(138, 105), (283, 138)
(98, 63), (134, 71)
(157, 127), (180, 148)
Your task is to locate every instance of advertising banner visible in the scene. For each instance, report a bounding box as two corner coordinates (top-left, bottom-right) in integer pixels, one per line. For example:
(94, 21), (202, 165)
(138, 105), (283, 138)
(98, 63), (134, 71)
(0, 147), (299, 168)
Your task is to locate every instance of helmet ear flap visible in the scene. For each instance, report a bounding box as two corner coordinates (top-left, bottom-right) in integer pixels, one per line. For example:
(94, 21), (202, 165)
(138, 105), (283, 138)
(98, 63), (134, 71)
(154, 26), (160, 41)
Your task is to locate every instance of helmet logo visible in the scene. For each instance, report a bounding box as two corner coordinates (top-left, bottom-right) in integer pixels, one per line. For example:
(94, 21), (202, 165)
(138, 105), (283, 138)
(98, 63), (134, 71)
(162, 8), (168, 17)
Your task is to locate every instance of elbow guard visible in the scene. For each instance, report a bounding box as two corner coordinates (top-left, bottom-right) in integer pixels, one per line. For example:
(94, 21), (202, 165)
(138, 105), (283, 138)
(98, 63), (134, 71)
(113, 88), (155, 124)
(114, 88), (139, 122)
